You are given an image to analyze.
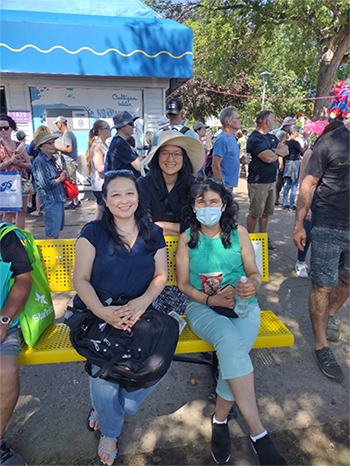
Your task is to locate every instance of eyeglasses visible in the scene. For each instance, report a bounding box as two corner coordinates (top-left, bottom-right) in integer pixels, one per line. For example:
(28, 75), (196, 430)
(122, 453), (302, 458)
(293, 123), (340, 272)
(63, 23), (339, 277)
(0, 126), (10, 131)
(159, 150), (184, 160)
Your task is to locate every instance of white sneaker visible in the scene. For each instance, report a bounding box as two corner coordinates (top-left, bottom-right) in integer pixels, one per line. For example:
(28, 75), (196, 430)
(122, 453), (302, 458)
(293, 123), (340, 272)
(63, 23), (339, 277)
(30, 211), (40, 217)
(295, 262), (308, 278)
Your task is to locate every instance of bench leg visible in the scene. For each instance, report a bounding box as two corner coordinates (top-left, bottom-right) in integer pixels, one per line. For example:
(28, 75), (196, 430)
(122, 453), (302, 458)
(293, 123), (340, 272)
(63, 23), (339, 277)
(172, 354), (213, 365)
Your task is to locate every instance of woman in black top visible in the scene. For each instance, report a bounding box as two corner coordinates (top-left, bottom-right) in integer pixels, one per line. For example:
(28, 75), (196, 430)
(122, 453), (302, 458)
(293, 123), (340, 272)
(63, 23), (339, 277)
(138, 130), (204, 313)
(282, 126), (304, 211)
(138, 130), (204, 235)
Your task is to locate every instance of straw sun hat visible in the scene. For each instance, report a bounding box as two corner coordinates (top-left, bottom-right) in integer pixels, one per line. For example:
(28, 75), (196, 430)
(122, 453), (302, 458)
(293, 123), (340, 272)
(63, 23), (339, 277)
(34, 132), (59, 149)
(139, 130), (205, 176)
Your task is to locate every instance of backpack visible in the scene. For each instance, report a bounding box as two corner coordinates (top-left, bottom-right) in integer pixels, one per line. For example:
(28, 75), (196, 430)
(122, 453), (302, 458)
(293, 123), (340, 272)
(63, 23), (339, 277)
(204, 148), (214, 177)
(0, 223), (55, 346)
(161, 125), (191, 135)
(65, 291), (179, 391)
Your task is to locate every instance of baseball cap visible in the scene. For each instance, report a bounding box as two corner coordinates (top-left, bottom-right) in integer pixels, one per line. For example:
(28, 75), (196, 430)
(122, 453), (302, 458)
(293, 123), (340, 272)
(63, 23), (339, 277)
(281, 116), (296, 127)
(16, 130), (26, 141)
(112, 111), (139, 129)
(193, 122), (209, 131)
(288, 125), (300, 134)
(166, 98), (183, 115)
(53, 116), (67, 124)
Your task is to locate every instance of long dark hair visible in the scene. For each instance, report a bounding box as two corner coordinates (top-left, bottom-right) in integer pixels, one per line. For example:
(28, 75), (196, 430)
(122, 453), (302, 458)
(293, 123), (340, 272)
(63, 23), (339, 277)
(100, 170), (155, 252)
(184, 179), (239, 249)
(149, 147), (194, 205)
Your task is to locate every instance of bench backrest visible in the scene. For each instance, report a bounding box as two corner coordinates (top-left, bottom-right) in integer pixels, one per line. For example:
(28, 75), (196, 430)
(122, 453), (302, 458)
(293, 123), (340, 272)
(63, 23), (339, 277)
(35, 233), (268, 293)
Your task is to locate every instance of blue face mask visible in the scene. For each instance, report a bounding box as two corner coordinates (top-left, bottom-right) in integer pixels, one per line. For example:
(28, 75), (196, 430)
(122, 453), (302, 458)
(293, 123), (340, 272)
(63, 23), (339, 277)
(195, 206), (223, 227)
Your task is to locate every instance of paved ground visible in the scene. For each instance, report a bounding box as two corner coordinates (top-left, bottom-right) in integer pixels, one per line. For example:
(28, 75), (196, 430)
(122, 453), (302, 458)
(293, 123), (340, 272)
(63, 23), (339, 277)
(6, 179), (350, 465)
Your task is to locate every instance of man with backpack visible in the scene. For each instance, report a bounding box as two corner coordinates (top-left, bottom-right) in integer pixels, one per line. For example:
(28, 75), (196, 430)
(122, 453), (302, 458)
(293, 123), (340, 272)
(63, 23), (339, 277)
(151, 98), (199, 148)
(0, 225), (33, 466)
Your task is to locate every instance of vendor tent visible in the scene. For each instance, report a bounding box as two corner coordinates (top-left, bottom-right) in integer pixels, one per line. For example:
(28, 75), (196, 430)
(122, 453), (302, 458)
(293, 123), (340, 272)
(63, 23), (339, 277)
(0, 0), (193, 78)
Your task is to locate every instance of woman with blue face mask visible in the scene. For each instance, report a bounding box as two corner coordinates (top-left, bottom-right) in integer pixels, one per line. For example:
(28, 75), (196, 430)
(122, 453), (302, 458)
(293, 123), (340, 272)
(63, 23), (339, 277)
(176, 179), (286, 466)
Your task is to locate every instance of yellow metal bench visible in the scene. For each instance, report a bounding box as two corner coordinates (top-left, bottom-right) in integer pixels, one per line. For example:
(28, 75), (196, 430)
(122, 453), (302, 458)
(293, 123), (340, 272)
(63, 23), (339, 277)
(19, 234), (294, 365)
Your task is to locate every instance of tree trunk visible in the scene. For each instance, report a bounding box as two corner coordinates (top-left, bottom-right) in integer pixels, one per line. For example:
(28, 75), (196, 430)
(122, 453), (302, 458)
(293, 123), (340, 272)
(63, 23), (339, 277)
(313, 25), (350, 121)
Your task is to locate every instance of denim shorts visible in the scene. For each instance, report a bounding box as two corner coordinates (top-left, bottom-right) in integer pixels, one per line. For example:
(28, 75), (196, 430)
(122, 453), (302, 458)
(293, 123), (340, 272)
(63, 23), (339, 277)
(309, 226), (350, 287)
(42, 201), (65, 237)
(0, 326), (21, 357)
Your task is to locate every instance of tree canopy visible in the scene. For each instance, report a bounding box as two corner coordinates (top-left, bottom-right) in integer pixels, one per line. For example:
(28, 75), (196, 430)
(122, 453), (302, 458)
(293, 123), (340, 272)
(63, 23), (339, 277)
(145, 0), (349, 123)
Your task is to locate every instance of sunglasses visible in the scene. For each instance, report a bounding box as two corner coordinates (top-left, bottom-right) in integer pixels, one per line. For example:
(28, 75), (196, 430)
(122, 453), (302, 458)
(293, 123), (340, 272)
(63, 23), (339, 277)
(101, 126), (111, 131)
(43, 141), (56, 146)
(127, 122), (135, 127)
(0, 126), (10, 131)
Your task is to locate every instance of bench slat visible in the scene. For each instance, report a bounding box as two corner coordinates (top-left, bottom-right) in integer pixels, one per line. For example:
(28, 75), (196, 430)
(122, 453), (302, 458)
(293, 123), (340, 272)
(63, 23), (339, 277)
(35, 233), (269, 293)
(19, 311), (294, 366)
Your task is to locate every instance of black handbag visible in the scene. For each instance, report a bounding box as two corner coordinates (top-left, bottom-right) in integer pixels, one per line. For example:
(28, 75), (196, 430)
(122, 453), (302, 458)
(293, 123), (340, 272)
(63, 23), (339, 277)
(65, 290), (179, 391)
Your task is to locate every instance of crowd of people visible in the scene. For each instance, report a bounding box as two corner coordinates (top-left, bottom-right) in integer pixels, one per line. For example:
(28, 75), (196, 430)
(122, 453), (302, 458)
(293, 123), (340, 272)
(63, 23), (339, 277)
(0, 94), (349, 466)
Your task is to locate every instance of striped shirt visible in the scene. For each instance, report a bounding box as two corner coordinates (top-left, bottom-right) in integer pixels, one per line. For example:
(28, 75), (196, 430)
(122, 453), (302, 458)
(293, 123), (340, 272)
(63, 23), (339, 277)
(33, 152), (66, 203)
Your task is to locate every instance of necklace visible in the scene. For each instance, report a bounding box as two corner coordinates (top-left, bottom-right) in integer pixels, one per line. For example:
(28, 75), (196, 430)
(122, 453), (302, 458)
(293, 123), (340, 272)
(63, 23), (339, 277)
(116, 224), (139, 250)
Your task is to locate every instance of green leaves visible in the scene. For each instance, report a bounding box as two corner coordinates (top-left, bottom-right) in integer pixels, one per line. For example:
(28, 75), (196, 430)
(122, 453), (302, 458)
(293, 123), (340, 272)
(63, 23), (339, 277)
(144, 0), (349, 121)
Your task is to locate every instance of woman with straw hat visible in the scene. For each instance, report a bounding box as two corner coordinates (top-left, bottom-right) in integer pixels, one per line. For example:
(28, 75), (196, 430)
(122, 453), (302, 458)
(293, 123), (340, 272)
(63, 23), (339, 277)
(32, 132), (69, 238)
(137, 130), (205, 314)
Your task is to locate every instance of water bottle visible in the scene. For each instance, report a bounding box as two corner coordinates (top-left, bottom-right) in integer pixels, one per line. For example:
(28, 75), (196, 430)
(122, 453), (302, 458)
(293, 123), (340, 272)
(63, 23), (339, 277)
(235, 276), (249, 318)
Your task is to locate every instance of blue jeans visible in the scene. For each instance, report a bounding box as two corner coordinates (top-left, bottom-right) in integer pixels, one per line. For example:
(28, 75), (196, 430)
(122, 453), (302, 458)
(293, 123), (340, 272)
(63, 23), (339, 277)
(89, 364), (159, 439)
(283, 177), (299, 207)
(297, 219), (312, 262)
(41, 201), (65, 237)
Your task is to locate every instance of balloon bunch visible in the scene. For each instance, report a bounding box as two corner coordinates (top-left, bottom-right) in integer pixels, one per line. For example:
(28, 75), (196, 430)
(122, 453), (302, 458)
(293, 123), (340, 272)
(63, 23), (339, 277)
(327, 80), (350, 119)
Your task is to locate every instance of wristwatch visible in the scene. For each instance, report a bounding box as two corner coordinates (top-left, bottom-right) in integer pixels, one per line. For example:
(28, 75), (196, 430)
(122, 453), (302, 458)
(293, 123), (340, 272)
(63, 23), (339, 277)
(0, 316), (12, 325)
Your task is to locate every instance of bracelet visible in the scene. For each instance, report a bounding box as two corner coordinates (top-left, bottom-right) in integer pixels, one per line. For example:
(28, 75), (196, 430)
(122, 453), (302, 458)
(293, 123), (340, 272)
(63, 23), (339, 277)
(206, 295), (210, 306)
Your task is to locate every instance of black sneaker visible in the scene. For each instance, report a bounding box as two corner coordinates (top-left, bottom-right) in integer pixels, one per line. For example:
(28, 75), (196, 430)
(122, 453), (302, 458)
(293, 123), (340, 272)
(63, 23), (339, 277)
(268, 238), (276, 250)
(282, 205), (290, 211)
(0, 439), (27, 465)
(250, 434), (286, 465)
(211, 415), (231, 464)
(26, 205), (35, 213)
(314, 347), (344, 381)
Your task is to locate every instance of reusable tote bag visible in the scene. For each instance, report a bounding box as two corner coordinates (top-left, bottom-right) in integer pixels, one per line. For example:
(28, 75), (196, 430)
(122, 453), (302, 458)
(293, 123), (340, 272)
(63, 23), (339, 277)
(0, 224), (55, 347)
(0, 171), (23, 211)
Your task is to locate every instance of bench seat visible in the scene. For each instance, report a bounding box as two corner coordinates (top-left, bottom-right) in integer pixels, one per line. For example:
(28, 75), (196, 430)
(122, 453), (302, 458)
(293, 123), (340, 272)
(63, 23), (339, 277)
(17, 233), (293, 366)
(19, 311), (294, 366)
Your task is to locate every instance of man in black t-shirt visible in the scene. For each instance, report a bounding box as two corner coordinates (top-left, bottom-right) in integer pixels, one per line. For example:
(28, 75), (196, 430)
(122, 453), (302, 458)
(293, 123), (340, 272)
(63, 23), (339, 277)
(106, 111), (143, 178)
(0, 228), (33, 465)
(246, 111), (288, 249)
(293, 123), (350, 382)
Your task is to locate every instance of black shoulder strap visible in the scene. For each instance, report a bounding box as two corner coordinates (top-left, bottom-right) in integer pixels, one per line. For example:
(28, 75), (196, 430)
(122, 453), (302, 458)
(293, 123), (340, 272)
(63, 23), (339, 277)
(180, 126), (190, 134)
